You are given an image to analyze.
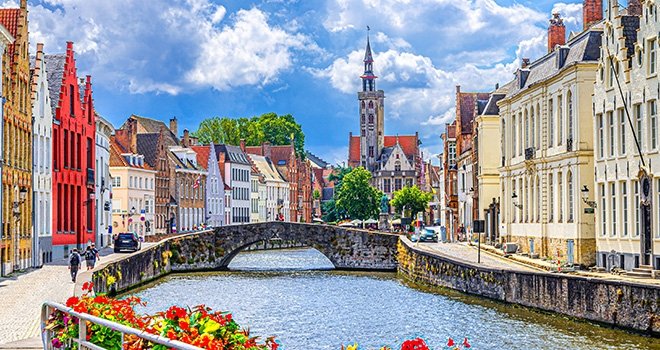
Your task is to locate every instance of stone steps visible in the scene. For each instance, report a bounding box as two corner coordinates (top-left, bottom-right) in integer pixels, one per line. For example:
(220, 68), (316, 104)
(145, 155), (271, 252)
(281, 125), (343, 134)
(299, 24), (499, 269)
(627, 265), (653, 278)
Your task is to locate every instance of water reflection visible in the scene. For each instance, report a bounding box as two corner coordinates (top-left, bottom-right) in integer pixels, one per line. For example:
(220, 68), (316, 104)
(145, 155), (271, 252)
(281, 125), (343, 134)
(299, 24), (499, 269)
(131, 248), (658, 350)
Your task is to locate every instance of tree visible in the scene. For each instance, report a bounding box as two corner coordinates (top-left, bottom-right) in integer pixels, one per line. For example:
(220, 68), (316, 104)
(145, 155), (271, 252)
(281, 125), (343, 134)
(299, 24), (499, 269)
(313, 189), (321, 200)
(257, 113), (305, 156)
(328, 166), (352, 193)
(192, 117), (225, 144)
(335, 167), (381, 221)
(390, 185), (433, 220)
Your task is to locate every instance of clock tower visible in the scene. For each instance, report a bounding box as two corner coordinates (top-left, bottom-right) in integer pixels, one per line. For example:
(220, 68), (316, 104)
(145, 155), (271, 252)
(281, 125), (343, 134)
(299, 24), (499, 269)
(358, 30), (385, 171)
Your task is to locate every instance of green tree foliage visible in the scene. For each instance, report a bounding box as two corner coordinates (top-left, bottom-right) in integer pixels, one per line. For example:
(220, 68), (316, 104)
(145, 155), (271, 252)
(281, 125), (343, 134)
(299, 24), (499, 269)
(327, 166), (352, 193)
(389, 185), (433, 220)
(335, 167), (381, 221)
(193, 113), (304, 155)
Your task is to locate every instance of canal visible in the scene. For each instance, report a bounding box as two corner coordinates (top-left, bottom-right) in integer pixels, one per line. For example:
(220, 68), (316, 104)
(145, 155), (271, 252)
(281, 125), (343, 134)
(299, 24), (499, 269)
(131, 248), (658, 349)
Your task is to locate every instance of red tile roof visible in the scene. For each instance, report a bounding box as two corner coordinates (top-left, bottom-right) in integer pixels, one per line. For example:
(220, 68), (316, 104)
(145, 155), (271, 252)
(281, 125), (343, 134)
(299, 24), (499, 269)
(244, 144), (295, 165)
(0, 8), (21, 68)
(109, 136), (153, 170)
(348, 135), (419, 164)
(191, 145), (210, 169)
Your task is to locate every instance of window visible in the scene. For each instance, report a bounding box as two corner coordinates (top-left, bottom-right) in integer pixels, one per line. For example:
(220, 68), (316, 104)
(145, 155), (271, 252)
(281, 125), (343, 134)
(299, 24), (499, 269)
(69, 84), (74, 116)
(512, 114), (517, 155)
(368, 146), (374, 158)
(622, 182), (628, 236)
(536, 176), (540, 222)
(368, 114), (374, 124)
(394, 161), (401, 171)
(568, 171), (574, 222)
(384, 179), (391, 193)
(558, 172), (563, 222)
(512, 179), (517, 223)
(650, 100), (657, 149)
(567, 90), (573, 141)
(558, 95), (563, 144)
(598, 114), (604, 158)
(611, 182), (617, 236)
(448, 143), (456, 167)
(608, 111), (615, 156)
(649, 38), (657, 75)
(548, 174), (553, 222)
(395, 178), (402, 191)
(609, 59), (615, 87)
(635, 104), (644, 150)
(600, 183), (607, 236)
(112, 177), (121, 187)
(619, 109), (626, 155)
(548, 98), (554, 147)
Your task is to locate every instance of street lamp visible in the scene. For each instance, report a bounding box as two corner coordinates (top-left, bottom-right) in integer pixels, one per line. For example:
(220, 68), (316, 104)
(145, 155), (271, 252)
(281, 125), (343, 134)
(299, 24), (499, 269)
(511, 192), (523, 209)
(581, 185), (597, 208)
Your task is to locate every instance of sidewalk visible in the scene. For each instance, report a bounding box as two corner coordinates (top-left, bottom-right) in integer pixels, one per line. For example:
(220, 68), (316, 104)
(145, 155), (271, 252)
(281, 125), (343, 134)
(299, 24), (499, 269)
(0, 244), (154, 346)
(415, 241), (542, 272)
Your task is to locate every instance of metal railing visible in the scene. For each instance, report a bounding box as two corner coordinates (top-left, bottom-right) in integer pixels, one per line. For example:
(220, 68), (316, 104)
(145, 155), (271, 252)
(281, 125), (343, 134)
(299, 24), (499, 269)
(41, 301), (202, 350)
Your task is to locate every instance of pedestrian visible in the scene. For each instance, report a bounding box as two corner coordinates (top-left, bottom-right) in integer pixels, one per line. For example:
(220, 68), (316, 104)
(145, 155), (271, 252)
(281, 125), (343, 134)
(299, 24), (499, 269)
(85, 244), (100, 270)
(68, 249), (82, 283)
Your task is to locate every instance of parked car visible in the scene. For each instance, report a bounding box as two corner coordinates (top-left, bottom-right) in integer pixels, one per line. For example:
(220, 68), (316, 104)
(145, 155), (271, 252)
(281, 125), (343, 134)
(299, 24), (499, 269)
(113, 232), (141, 253)
(419, 228), (438, 242)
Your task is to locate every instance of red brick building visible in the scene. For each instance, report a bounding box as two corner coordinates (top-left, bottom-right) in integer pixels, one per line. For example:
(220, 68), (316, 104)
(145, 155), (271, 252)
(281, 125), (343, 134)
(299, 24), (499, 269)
(48, 42), (96, 256)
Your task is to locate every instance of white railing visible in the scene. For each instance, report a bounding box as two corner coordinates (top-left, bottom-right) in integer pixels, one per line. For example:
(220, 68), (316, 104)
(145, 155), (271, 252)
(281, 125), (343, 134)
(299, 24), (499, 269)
(41, 301), (202, 350)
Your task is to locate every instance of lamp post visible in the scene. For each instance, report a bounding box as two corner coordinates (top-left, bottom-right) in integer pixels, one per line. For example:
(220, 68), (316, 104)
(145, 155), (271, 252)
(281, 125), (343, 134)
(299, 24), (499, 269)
(580, 185), (597, 208)
(12, 186), (27, 271)
(511, 192), (523, 209)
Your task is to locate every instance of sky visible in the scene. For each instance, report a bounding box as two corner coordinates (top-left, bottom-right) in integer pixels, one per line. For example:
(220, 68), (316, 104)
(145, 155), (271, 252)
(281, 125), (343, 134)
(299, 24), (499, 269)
(3, 0), (626, 165)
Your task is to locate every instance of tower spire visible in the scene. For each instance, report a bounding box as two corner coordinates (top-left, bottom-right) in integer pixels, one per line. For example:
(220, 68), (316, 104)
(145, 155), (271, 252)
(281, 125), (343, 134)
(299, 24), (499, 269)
(361, 26), (377, 92)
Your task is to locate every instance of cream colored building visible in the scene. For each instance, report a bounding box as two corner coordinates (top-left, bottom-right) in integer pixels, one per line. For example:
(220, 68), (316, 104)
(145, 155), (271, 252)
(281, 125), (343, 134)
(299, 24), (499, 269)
(110, 140), (156, 238)
(249, 154), (290, 221)
(498, 19), (601, 266)
(476, 88), (506, 242)
(593, 0), (660, 272)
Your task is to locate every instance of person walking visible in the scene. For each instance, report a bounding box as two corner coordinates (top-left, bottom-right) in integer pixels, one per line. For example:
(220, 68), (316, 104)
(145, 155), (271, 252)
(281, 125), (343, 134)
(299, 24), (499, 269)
(85, 244), (100, 270)
(68, 249), (82, 283)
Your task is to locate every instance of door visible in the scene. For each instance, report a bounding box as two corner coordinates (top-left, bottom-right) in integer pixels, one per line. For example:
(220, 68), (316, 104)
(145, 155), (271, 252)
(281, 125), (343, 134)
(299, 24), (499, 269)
(529, 239), (535, 255)
(642, 204), (652, 266)
(567, 239), (575, 266)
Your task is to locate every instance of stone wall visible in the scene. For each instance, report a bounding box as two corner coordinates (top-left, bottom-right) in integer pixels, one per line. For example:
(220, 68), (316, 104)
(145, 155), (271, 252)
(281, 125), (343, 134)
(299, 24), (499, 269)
(93, 223), (400, 294)
(398, 238), (660, 334)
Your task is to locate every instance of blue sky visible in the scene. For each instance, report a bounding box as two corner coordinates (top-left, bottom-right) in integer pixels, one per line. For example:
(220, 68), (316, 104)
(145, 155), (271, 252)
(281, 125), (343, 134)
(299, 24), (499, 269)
(10, 0), (624, 164)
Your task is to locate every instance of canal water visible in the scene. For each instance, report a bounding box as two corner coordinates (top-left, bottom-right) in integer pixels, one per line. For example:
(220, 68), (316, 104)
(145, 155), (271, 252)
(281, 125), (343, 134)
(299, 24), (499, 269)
(131, 248), (659, 350)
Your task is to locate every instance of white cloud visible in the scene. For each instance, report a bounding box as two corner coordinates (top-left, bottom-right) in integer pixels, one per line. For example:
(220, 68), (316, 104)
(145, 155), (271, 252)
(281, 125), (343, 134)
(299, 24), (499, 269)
(552, 2), (584, 30)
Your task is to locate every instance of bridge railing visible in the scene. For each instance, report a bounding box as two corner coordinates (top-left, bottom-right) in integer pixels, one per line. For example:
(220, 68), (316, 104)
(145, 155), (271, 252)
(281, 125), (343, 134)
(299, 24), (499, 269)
(41, 301), (202, 350)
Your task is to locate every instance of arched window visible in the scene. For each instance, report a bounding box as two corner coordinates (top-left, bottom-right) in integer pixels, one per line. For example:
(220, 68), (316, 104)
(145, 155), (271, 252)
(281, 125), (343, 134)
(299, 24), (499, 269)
(524, 108), (529, 148)
(568, 170), (574, 222)
(536, 103), (541, 147)
(501, 119), (506, 160)
(548, 173), (554, 222)
(368, 101), (374, 109)
(530, 107), (535, 148)
(536, 175), (540, 222)
(368, 114), (374, 124)
(558, 171), (563, 222)
(361, 114), (365, 124)
(511, 115), (516, 157)
(361, 101), (365, 109)
(394, 161), (401, 171)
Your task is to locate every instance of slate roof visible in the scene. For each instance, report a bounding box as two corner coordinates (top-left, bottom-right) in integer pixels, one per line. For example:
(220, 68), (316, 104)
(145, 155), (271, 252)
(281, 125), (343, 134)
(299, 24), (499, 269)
(249, 154), (286, 182)
(306, 151), (329, 168)
(505, 26), (603, 99)
(136, 133), (160, 168)
(43, 54), (66, 116)
(169, 148), (203, 171)
(122, 115), (179, 146)
(621, 15), (640, 63)
(215, 144), (251, 165)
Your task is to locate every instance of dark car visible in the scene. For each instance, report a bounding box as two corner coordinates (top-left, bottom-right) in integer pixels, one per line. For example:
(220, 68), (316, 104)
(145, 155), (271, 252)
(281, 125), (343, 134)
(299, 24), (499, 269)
(113, 232), (141, 253)
(419, 228), (438, 242)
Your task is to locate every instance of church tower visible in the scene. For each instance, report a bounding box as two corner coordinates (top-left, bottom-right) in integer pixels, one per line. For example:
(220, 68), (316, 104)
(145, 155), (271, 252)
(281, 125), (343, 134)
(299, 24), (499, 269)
(358, 30), (385, 171)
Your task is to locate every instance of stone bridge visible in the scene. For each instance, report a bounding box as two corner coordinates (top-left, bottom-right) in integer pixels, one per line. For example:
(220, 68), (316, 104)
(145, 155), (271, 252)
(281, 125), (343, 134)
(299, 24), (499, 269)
(93, 222), (400, 294)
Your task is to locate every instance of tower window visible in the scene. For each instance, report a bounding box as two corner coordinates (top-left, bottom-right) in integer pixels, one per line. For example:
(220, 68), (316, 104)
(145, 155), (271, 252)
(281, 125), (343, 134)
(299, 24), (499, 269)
(361, 101), (365, 109)
(368, 101), (374, 109)
(361, 114), (365, 124)
(369, 114), (374, 124)
(361, 129), (365, 136)
(368, 146), (374, 157)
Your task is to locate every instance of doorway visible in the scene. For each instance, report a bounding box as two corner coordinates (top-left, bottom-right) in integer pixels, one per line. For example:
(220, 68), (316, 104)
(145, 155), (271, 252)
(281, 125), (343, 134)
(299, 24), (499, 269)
(641, 204), (652, 266)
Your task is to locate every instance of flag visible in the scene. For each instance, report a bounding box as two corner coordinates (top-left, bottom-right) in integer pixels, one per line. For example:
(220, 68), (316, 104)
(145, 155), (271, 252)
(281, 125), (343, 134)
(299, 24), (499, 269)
(193, 175), (201, 189)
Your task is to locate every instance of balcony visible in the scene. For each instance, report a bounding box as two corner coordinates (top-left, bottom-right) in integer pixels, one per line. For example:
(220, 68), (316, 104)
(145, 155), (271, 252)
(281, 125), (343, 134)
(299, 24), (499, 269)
(86, 168), (95, 185)
(524, 147), (535, 160)
(566, 138), (573, 152)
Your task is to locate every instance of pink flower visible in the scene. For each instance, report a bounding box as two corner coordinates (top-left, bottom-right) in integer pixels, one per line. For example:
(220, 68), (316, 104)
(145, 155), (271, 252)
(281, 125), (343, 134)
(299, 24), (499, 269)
(51, 338), (62, 348)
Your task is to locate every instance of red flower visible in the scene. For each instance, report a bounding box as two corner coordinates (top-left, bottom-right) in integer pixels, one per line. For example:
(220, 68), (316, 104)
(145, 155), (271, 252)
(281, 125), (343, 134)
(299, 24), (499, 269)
(447, 338), (455, 347)
(82, 281), (94, 292)
(65, 296), (79, 307)
(462, 338), (471, 348)
(401, 338), (429, 350)
(178, 319), (190, 331)
(165, 306), (187, 320)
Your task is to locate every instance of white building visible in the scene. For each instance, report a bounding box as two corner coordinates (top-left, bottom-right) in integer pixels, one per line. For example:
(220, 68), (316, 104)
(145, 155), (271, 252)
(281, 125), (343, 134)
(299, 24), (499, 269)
(250, 170), (261, 223)
(192, 143), (224, 228)
(30, 43), (51, 266)
(593, 0), (660, 272)
(249, 154), (290, 221)
(215, 144), (251, 224)
(95, 114), (113, 248)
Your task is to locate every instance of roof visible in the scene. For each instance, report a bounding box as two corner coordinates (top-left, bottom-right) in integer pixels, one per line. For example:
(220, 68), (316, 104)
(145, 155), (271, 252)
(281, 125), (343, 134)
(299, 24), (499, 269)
(215, 144), (251, 165)
(621, 15), (640, 63)
(244, 144), (295, 166)
(249, 154), (286, 182)
(109, 136), (153, 170)
(364, 36), (374, 63)
(458, 92), (490, 134)
(122, 115), (179, 146)
(169, 147), (204, 171)
(191, 145), (211, 170)
(306, 151), (329, 168)
(505, 27), (603, 99)
(348, 134), (418, 164)
(43, 54), (66, 116)
(136, 133), (160, 167)
(481, 83), (511, 116)
(0, 8), (20, 68)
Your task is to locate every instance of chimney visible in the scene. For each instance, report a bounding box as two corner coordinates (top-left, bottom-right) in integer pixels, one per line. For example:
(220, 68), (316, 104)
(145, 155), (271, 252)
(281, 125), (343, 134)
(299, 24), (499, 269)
(169, 116), (178, 137)
(548, 13), (566, 52)
(263, 141), (272, 159)
(127, 118), (138, 154)
(240, 139), (246, 152)
(183, 129), (190, 147)
(583, 0), (603, 31)
(627, 0), (642, 16)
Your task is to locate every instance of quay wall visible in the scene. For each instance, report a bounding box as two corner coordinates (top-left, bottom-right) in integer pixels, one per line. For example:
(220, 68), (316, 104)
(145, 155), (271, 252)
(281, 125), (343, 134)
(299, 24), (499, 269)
(397, 238), (660, 334)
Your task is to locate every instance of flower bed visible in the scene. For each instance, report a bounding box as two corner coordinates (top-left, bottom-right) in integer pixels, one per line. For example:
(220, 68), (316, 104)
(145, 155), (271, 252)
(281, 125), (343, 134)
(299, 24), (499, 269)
(47, 283), (471, 350)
